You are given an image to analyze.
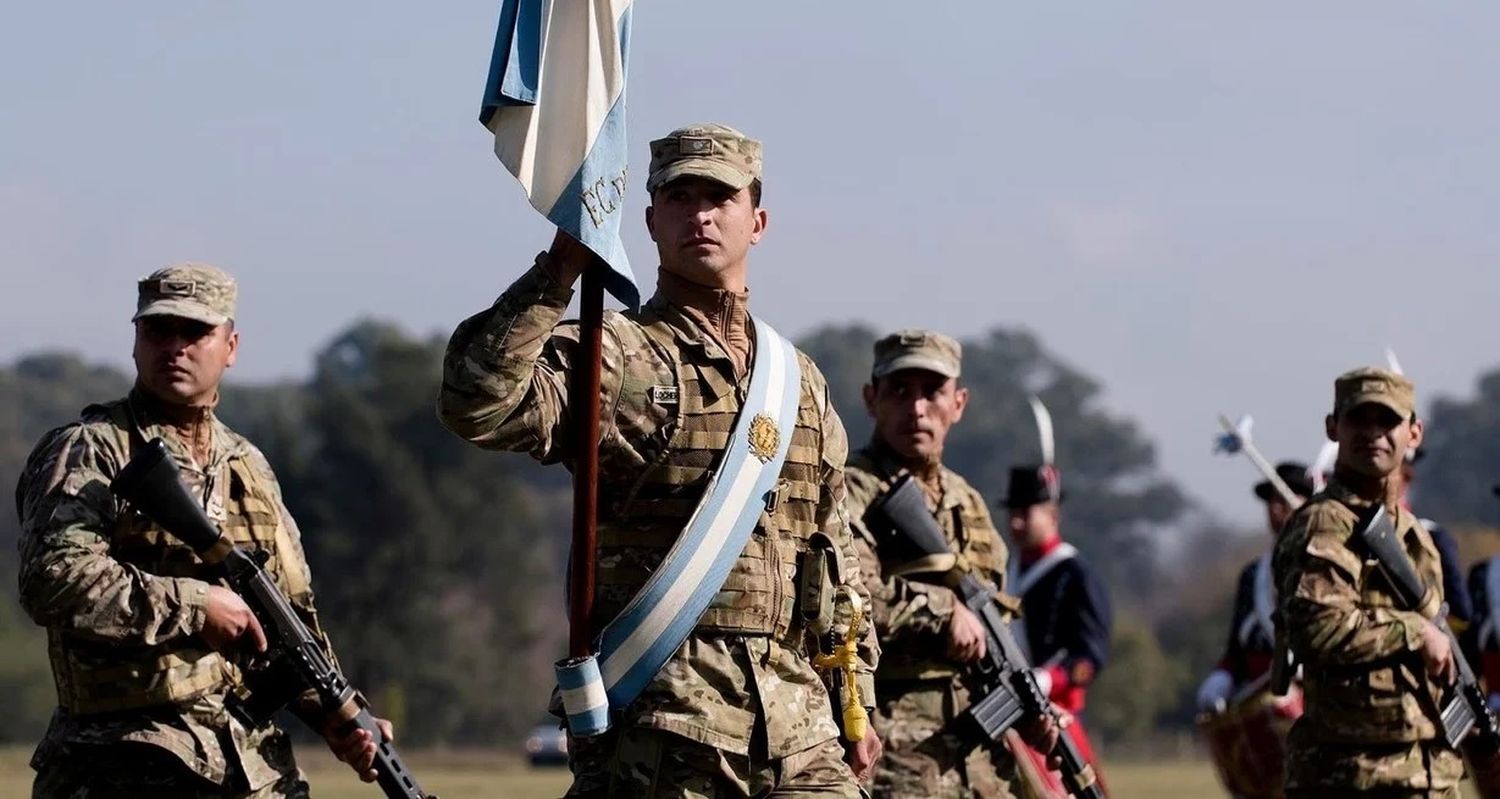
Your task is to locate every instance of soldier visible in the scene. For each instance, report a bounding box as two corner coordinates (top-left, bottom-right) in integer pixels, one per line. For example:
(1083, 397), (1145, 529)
(1463, 484), (1500, 712)
(438, 123), (882, 796)
(1197, 461), (1313, 710)
(15, 264), (388, 798)
(1397, 450), (1473, 626)
(842, 330), (1058, 799)
(1195, 462), (1310, 799)
(1272, 367), (1464, 797)
(1003, 463), (1112, 790)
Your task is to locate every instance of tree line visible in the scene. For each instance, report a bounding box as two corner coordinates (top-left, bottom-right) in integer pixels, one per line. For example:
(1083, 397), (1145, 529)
(2, 318), (1496, 749)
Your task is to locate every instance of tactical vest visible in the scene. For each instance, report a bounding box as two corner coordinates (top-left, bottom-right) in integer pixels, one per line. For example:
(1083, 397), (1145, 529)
(849, 454), (1008, 682)
(591, 318), (825, 646)
(48, 401), (308, 715)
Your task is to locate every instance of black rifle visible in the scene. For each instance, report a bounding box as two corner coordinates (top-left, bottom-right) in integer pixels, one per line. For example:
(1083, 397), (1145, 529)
(868, 474), (1104, 799)
(111, 439), (435, 799)
(1359, 504), (1500, 754)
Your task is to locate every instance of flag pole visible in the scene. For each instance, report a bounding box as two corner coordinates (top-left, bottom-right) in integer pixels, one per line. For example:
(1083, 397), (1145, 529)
(568, 263), (606, 658)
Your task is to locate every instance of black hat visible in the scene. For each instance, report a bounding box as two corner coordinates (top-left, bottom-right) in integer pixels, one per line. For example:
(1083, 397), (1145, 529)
(1003, 464), (1063, 509)
(1254, 461), (1314, 502)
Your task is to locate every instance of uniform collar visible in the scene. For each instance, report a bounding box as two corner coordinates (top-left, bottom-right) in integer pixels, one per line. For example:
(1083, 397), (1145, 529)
(1021, 534), (1064, 567)
(127, 385), (227, 469)
(646, 269), (753, 378)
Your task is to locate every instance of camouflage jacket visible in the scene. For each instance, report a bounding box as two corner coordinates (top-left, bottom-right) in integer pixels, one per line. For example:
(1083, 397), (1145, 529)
(843, 442), (1010, 683)
(438, 257), (878, 759)
(1272, 474), (1463, 789)
(14, 389), (327, 790)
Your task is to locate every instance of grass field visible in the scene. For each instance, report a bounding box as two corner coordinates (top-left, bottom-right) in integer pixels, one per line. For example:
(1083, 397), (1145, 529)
(0, 746), (1231, 798)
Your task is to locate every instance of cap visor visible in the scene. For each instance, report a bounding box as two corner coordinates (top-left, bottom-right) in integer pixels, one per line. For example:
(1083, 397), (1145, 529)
(1343, 394), (1411, 420)
(132, 299), (229, 327)
(647, 160), (754, 193)
(873, 355), (959, 380)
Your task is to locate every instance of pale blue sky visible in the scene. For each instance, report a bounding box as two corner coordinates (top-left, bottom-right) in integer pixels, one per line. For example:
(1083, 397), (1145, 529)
(4, 3), (1497, 524)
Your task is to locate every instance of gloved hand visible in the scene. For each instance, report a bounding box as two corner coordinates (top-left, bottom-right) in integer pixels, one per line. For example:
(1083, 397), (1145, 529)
(1197, 669), (1234, 713)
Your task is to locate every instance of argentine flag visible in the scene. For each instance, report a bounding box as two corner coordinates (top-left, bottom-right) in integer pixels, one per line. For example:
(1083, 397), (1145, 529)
(480, 0), (639, 309)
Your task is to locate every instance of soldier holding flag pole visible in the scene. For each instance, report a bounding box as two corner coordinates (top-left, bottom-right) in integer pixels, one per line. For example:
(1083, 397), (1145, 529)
(441, 4), (882, 793)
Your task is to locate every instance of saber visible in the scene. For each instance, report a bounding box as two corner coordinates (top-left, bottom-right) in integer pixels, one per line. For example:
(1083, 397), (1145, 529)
(1214, 414), (1304, 509)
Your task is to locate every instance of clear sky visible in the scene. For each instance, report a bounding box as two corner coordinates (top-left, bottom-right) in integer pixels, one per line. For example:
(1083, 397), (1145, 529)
(4, 3), (1497, 524)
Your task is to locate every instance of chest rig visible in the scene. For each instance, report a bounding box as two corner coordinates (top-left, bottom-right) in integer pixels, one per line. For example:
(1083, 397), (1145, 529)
(48, 401), (304, 715)
(590, 315), (825, 646)
(852, 453), (1008, 682)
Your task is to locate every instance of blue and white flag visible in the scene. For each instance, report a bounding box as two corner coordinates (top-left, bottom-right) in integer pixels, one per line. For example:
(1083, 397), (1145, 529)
(480, 0), (639, 309)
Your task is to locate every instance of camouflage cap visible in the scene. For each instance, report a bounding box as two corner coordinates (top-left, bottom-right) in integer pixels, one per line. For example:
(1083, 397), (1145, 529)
(1333, 367), (1415, 419)
(133, 263), (237, 326)
(872, 329), (962, 380)
(646, 123), (762, 194)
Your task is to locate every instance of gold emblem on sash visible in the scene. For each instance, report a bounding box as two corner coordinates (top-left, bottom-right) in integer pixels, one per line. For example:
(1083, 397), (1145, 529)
(748, 413), (780, 463)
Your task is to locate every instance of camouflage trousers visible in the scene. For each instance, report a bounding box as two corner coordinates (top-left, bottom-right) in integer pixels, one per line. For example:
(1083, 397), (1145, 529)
(565, 726), (864, 798)
(1284, 728), (1464, 798)
(869, 682), (1017, 799)
(32, 742), (310, 799)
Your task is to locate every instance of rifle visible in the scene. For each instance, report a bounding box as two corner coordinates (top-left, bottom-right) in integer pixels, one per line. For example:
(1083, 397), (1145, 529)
(867, 474), (1104, 799)
(1359, 505), (1500, 754)
(111, 439), (435, 799)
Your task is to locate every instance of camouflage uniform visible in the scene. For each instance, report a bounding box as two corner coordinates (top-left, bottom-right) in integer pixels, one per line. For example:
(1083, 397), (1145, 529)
(438, 124), (877, 798)
(1272, 370), (1463, 799)
(15, 265), (329, 798)
(846, 442), (1018, 799)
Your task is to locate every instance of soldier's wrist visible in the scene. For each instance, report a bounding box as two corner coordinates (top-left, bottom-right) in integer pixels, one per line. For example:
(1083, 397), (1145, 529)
(177, 578), (213, 635)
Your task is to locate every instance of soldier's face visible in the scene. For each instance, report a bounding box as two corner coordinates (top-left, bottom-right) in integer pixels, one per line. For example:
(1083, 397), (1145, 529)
(646, 178), (766, 288)
(1264, 495), (1296, 536)
(133, 316), (238, 406)
(1008, 503), (1059, 550)
(1326, 404), (1423, 479)
(862, 370), (968, 461)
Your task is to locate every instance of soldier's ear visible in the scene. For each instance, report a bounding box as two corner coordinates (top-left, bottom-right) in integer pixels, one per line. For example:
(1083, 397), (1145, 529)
(861, 382), (877, 417)
(645, 205), (657, 241)
(1408, 418), (1424, 451)
(1324, 413), (1337, 442)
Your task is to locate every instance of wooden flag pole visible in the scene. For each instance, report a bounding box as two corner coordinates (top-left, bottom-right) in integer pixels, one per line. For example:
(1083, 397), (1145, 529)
(568, 264), (606, 658)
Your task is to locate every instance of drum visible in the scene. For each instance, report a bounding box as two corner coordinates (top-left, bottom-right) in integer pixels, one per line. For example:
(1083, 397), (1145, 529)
(1197, 686), (1303, 799)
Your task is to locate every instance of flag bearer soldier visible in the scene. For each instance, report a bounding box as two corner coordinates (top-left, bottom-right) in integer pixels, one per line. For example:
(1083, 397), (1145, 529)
(439, 123), (882, 796)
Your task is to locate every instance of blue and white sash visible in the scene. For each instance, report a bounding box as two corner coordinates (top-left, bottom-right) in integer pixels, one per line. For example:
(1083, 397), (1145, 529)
(557, 317), (802, 736)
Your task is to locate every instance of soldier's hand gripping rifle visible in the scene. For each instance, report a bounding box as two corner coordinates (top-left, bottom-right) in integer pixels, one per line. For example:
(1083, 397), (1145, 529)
(867, 474), (1104, 799)
(111, 439), (435, 799)
(1359, 505), (1500, 756)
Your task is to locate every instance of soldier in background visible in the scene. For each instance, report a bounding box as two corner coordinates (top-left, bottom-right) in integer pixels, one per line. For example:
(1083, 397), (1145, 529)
(1462, 484), (1500, 712)
(1195, 462), (1310, 799)
(843, 330), (1056, 798)
(1003, 463), (1113, 793)
(1272, 368), (1464, 797)
(1397, 450), (1473, 626)
(15, 264), (387, 798)
(1198, 461), (1313, 710)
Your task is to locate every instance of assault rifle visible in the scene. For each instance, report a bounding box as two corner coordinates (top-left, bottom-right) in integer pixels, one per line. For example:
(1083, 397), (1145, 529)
(1359, 504), (1500, 755)
(867, 474), (1104, 799)
(111, 439), (435, 799)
